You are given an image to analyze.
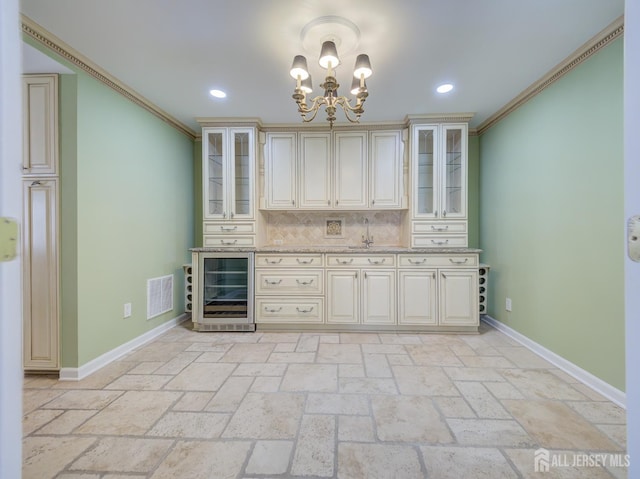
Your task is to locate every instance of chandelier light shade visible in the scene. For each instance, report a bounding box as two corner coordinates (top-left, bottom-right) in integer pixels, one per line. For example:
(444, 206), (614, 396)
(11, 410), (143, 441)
(290, 39), (372, 127)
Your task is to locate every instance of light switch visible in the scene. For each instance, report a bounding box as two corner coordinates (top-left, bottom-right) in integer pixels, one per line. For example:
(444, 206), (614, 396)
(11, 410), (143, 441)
(0, 218), (18, 262)
(628, 215), (640, 262)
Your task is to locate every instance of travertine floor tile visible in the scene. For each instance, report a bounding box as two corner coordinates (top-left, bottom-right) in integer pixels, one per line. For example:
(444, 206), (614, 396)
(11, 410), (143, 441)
(296, 335), (320, 352)
(361, 344), (406, 354)
(339, 377), (398, 394)
(339, 333), (380, 344)
(567, 401), (626, 424)
(74, 391), (181, 436)
(245, 440), (293, 475)
(459, 355), (515, 368)
(268, 352), (315, 363)
(164, 362), (236, 391)
(496, 346), (554, 368)
(338, 364), (365, 378)
(280, 364), (338, 392)
(443, 366), (505, 382)
(41, 390), (123, 410)
(104, 374), (173, 390)
(405, 344), (464, 367)
(447, 418), (534, 447)
(149, 440), (251, 479)
(502, 399), (622, 450)
(291, 414), (335, 477)
(378, 334), (422, 344)
(420, 446), (518, 478)
(154, 351), (200, 373)
(204, 376), (253, 412)
(433, 396), (476, 418)
(37, 410), (97, 435)
(127, 361), (165, 374)
(69, 437), (173, 473)
(363, 353), (392, 377)
(338, 443), (424, 479)
(504, 448), (615, 479)
(23, 409), (64, 435)
(317, 344), (363, 363)
(501, 369), (587, 400)
(273, 342), (297, 352)
(147, 411), (230, 438)
(372, 395), (453, 443)
(483, 381), (525, 399)
(172, 392), (214, 411)
(597, 424), (627, 448)
(306, 393), (369, 415)
(259, 332), (300, 343)
(23, 436), (97, 479)
(220, 343), (275, 362)
(23, 389), (66, 413)
(455, 381), (511, 419)
(222, 392), (305, 439)
(232, 363), (287, 376)
(393, 365), (458, 396)
(338, 415), (375, 442)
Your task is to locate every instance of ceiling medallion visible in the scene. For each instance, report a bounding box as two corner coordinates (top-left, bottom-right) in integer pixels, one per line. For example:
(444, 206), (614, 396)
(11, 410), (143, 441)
(290, 16), (372, 128)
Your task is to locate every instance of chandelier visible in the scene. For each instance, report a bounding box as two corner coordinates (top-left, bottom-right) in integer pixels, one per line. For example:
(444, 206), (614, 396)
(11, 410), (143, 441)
(289, 40), (372, 127)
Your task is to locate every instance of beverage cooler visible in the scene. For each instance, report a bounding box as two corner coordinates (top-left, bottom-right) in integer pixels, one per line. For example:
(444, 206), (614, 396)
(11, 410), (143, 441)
(191, 251), (255, 331)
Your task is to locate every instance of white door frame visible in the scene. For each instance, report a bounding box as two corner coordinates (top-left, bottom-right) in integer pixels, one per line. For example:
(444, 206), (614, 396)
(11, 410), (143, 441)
(624, 1), (640, 475)
(0, 0), (24, 476)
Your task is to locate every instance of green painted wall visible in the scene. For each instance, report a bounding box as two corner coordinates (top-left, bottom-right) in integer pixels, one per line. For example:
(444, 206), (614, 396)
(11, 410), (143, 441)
(468, 134), (480, 248)
(479, 38), (624, 390)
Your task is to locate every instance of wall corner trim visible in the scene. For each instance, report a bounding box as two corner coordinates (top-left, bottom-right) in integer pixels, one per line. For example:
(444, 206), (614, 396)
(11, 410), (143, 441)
(21, 14), (197, 140)
(59, 314), (189, 381)
(482, 315), (626, 408)
(477, 15), (624, 135)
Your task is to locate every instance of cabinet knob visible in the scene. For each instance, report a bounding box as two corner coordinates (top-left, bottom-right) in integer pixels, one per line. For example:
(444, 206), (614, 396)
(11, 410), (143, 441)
(328, 200), (330, 206)
(443, 210), (447, 217)
(292, 200), (295, 206)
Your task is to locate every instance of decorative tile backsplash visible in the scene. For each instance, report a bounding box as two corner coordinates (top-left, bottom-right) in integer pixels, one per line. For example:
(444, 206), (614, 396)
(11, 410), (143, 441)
(264, 211), (405, 246)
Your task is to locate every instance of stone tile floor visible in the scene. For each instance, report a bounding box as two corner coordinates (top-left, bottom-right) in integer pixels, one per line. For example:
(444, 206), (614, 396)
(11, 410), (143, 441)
(23, 322), (628, 478)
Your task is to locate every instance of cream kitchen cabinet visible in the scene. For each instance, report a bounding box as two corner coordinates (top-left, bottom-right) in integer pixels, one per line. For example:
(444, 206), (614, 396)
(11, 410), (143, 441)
(22, 75), (58, 176)
(202, 126), (256, 247)
(333, 131), (368, 209)
(438, 269), (479, 326)
(299, 132), (331, 208)
(398, 269), (437, 325)
(370, 130), (404, 209)
(411, 122), (468, 247)
(255, 253), (325, 324)
(326, 254), (396, 325)
(264, 132), (297, 209)
(23, 178), (59, 370)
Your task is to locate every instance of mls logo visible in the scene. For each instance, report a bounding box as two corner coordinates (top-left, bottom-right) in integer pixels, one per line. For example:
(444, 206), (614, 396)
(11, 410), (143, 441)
(534, 448), (550, 472)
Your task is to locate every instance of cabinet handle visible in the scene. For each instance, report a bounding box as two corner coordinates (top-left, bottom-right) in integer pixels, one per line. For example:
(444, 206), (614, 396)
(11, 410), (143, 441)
(431, 239), (449, 245)
(292, 200), (295, 205)
(296, 306), (314, 313)
(220, 239), (237, 245)
(30, 180), (42, 186)
(442, 210), (447, 217)
(449, 258), (469, 264)
(296, 258), (313, 264)
(328, 200), (330, 206)
(433, 272), (436, 279)
(408, 258), (426, 265)
(336, 200), (339, 205)
(220, 226), (238, 232)
(372, 199), (375, 205)
(431, 225), (449, 231)
(355, 271), (358, 279)
(367, 258), (385, 265)
(337, 258), (354, 264)
(296, 279), (314, 286)
(230, 212), (235, 218)
(265, 279), (282, 285)
(364, 272), (367, 279)
(265, 306), (282, 313)
(265, 258), (283, 264)
(434, 210), (438, 218)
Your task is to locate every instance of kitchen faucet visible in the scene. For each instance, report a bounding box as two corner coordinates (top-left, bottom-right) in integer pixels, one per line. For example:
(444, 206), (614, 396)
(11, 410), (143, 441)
(362, 217), (374, 248)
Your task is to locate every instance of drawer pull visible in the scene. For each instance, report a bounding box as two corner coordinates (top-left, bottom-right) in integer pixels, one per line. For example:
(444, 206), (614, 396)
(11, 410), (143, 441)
(296, 279), (314, 286)
(367, 258), (385, 265)
(220, 239), (237, 245)
(265, 258), (283, 264)
(265, 279), (282, 285)
(430, 225), (449, 231)
(449, 258), (469, 264)
(336, 258), (354, 265)
(296, 306), (314, 313)
(431, 239), (449, 245)
(220, 226), (237, 232)
(408, 258), (427, 265)
(296, 258), (313, 264)
(265, 306), (282, 313)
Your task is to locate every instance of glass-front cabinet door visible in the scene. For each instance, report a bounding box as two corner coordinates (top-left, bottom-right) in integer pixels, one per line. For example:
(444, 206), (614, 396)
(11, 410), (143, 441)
(203, 127), (254, 221)
(414, 126), (438, 218)
(441, 124), (466, 219)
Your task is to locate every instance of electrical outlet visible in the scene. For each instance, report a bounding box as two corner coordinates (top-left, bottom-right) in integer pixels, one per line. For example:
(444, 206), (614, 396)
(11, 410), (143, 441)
(124, 303), (132, 318)
(505, 298), (512, 312)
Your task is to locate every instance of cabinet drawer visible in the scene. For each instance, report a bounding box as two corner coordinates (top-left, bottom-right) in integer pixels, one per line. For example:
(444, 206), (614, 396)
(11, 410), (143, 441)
(255, 297), (324, 323)
(325, 254), (396, 267)
(412, 235), (468, 248)
(203, 235), (256, 247)
(255, 269), (324, 294)
(256, 254), (324, 267)
(204, 222), (255, 234)
(412, 221), (467, 234)
(398, 254), (478, 267)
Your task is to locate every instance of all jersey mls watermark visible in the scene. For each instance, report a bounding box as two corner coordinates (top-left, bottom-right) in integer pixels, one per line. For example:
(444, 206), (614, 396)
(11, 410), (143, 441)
(534, 448), (630, 473)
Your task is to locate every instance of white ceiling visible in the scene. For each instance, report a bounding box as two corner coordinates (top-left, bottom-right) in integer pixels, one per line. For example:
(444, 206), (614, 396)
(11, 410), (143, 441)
(20, 0), (624, 132)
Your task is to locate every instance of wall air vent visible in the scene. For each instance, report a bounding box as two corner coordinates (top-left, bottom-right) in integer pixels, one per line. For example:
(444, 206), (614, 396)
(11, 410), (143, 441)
(147, 274), (174, 320)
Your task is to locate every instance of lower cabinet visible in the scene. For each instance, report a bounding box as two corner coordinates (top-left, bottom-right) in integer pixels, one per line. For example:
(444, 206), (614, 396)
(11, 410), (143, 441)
(438, 269), (479, 326)
(398, 270), (437, 325)
(326, 268), (396, 325)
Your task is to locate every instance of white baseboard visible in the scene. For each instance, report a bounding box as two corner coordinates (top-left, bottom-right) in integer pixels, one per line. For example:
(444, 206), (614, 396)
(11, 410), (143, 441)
(59, 314), (188, 381)
(482, 315), (626, 409)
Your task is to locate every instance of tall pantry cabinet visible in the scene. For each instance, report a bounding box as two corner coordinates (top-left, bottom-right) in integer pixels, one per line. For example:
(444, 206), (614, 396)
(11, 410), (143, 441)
(22, 74), (60, 371)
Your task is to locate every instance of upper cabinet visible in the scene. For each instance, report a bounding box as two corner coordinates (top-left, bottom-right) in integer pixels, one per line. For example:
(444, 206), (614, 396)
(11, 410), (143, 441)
(22, 75), (58, 176)
(413, 123), (467, 220)
(264, 129), (404, 211)
(203, 127), (255, 221)
(411, 122), (469, 248)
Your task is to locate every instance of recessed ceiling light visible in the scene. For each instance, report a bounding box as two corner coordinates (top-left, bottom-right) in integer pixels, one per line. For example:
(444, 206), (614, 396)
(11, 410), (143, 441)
(209, 89), (227, 98)
(436, 83), (454, 94)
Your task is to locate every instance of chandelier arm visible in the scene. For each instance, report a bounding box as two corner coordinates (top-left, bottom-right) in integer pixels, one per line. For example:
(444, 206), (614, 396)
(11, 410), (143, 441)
(334, 97), (363, 123)
(297, 96), (328, 114)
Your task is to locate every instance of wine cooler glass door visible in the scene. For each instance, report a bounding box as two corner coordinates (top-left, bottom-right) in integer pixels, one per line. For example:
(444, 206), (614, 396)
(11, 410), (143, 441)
(202, 257), (249, 319)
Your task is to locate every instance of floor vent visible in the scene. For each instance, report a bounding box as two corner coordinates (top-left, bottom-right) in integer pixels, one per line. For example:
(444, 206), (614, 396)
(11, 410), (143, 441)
(147, 274), (174, 320)
(197, 323), (256, 332)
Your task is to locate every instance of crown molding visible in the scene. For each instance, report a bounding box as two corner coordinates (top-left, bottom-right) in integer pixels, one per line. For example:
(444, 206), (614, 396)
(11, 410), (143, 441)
(477, 15), (624, 135)
(21, 15), (197, 140)
(405, 113), (475, 125)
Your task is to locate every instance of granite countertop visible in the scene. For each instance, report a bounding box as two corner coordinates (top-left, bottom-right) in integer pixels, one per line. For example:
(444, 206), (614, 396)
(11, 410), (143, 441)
(191, 246), (482, 254)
